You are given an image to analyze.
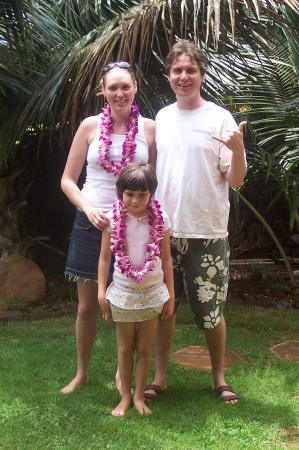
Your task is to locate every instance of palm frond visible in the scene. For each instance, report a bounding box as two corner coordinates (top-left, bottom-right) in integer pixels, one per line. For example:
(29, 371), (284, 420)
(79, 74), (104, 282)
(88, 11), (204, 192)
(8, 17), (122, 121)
(1, 0), (298, 165)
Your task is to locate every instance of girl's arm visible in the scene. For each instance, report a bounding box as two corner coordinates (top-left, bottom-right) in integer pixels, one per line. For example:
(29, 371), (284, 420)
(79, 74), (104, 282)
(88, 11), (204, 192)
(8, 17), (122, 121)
(98, 228), (113, 322)
(160, 229), (175, 320)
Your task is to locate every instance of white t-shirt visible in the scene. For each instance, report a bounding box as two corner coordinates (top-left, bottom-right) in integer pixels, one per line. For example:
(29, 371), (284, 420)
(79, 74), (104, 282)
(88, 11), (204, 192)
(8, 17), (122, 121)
(155, 102), (237, 239)
(81, 114), (149, 209)
(107, 209), (171, 288)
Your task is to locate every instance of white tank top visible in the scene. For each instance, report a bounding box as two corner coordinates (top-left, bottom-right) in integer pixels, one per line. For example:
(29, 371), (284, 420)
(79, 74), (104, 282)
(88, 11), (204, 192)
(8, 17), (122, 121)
(81, 114), (149, 209)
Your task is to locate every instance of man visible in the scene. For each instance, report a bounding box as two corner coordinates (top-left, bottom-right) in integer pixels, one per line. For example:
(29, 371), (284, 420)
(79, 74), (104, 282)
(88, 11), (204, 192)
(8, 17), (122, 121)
(145, 40), (247, 404)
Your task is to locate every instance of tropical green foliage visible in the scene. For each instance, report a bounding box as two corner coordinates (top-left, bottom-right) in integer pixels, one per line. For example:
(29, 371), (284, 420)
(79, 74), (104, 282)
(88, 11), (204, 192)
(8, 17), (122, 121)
(228, 8), (299, 232)
(1, 0), (299, 274)
(1, 0), (298, 164)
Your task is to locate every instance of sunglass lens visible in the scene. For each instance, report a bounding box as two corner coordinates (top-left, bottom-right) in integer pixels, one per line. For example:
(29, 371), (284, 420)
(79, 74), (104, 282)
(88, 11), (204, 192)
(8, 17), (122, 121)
(118, 62), (131, 69)
(102, 61), (131, 72)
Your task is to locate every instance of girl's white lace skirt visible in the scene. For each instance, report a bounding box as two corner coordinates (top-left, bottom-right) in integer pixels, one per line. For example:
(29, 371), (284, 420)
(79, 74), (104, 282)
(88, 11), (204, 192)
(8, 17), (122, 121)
(106, 281), (169, 322)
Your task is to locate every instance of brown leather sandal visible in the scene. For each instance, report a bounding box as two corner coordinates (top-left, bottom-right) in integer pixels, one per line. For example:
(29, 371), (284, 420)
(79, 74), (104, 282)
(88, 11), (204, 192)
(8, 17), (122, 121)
(214, 385), (239, 403)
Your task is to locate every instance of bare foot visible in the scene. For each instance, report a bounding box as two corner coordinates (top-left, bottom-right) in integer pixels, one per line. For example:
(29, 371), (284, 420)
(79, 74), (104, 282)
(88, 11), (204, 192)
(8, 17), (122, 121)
(134, 397), (152, 416)
(111, 398), (132, 417)
(60, 375), (89, 394)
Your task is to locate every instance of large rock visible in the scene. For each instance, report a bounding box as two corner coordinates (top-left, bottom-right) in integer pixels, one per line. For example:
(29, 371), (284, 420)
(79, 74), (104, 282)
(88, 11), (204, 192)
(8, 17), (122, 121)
(0, 254), (46, 309)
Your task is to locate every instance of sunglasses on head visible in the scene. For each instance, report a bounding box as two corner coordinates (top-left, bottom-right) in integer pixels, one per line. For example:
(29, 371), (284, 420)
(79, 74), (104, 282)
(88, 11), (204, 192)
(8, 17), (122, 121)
(102, 61), (132, 73)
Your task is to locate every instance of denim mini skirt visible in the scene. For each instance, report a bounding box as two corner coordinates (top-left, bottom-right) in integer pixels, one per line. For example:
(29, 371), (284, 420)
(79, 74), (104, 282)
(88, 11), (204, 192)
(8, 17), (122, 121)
(65, 209), (112, 282)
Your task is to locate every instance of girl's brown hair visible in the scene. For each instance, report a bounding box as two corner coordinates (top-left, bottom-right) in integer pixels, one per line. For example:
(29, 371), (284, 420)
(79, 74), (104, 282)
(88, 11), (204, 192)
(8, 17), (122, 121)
(116, 162), (158, 198)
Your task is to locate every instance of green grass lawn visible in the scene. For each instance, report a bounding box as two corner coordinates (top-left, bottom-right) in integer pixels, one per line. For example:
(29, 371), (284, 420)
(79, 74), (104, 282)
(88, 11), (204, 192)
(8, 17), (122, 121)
(0, 304), (298, 449)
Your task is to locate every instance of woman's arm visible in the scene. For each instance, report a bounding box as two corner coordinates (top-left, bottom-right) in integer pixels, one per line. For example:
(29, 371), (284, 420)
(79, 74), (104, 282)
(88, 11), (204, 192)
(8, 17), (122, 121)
(61, 116), (109, 229)
(143, 118), (157, 169)
(160, 229), (175, 319)
(98, 228), (113, 322)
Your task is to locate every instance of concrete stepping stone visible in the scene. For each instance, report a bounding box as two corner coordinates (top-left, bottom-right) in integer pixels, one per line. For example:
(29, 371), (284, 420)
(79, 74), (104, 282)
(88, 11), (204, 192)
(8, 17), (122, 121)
(270, 340), (299, 362)
(170, 345), (246, 370)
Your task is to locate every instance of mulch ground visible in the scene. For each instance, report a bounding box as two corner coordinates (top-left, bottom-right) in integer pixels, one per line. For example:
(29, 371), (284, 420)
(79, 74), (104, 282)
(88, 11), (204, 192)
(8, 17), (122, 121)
(0, 264), (298, 323)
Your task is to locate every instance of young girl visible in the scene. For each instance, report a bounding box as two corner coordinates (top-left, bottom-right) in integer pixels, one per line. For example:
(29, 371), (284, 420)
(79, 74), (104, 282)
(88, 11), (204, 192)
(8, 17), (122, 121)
(98, 162), (174, 417)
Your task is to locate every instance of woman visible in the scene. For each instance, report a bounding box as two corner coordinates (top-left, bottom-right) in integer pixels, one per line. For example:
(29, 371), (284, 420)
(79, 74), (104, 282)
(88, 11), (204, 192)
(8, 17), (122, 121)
(60, 61), (156, 394)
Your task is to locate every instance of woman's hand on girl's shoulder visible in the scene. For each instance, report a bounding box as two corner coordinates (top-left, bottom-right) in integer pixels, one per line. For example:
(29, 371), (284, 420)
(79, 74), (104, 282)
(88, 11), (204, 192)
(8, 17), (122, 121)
(85, 206), (109, 230)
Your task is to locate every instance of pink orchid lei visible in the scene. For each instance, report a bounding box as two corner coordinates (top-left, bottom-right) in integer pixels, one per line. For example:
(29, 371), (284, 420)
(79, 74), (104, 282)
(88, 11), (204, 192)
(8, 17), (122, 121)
(110, 198), (165, 283)
(97, 102), (139, 176)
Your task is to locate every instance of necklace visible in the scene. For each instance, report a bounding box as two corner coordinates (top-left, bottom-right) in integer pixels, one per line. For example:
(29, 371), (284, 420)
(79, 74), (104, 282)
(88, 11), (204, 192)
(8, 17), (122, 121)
(111, 198), (164, 283)
(97, 102), (139, 176)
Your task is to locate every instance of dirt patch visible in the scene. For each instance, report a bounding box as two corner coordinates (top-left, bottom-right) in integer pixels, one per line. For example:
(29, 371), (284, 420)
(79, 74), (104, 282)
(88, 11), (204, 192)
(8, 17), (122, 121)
(0, 291), (77, 323)
(0, 257), (78, 323)
(0, 262), (298, 323)
(228, 264), (298, 310)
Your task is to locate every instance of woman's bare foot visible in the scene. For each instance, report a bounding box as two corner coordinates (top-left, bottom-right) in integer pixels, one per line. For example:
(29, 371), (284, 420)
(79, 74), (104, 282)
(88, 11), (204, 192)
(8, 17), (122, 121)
(111, 398), (132, 417)
(134, 397), (152, 416)
(60, 375), (89, 394)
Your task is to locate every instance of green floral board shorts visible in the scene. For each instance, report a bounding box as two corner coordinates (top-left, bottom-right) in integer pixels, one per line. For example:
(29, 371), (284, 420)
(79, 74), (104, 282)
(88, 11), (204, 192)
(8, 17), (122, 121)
(171, 237), (230, 330)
